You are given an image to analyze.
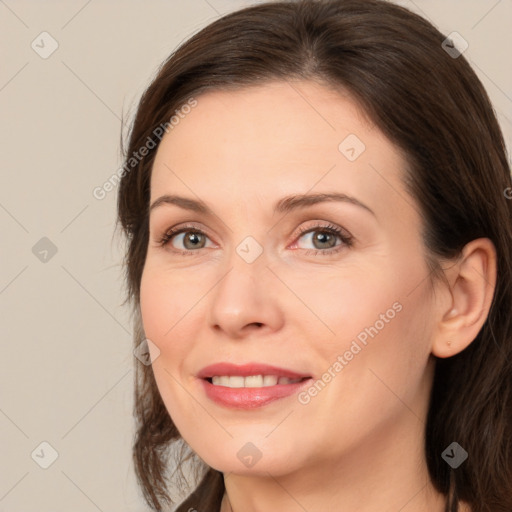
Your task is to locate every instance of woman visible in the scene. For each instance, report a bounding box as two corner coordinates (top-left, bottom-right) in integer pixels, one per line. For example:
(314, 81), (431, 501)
(115, 1), (512, 511)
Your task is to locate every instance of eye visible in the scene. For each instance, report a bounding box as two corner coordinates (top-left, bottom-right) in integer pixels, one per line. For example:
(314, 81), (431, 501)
(292, 223), (353, 256)
(157, 224), (214, 255)
(156, 222), (353, 256)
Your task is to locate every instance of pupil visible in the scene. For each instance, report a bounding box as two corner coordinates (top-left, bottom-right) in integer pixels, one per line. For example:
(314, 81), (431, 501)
(185, 232), (203, 249)
(315, 232), (334, 249)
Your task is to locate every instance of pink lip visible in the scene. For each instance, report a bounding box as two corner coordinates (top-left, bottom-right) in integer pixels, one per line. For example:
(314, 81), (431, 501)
(197, 362), (312, 409)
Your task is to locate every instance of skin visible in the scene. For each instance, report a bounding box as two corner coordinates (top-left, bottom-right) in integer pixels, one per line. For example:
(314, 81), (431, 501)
(140, 80), (495, 512)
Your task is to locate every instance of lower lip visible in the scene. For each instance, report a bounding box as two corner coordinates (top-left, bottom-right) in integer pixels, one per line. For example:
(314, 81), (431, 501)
(200, 378), (312, 409)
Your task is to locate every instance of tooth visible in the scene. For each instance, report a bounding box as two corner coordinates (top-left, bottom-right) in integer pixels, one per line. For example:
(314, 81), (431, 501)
(228, 376), (245, 388)
(245, 375), (264, 387)
(263, 375), (278, 386)
(219, 376), (231, 386)
(209, 375), (303, 388)
(212, 376), (229, 386)
(214, 376), (231, 386)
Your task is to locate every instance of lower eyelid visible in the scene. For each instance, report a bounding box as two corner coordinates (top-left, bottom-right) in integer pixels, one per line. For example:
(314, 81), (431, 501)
(172, 230), (215, 250)
(161, 224), (352, 253)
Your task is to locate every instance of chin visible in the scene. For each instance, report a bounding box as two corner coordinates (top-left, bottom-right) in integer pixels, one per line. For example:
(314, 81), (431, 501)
(193, 435), (304, 475)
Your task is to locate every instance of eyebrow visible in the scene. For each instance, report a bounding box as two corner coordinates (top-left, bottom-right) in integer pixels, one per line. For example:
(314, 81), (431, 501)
(149, 192), (375, 217)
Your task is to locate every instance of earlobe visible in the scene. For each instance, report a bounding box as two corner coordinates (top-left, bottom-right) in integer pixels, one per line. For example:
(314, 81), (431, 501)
(431, 238), (497, 359)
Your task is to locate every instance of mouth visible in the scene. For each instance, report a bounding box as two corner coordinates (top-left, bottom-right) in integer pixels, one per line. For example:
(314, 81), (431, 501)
(205, 375), (308, 387)
(197, 363), (313, 409)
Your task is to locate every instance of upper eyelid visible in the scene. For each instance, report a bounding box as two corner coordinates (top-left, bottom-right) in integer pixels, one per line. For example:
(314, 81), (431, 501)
(160, 221), (350, 246)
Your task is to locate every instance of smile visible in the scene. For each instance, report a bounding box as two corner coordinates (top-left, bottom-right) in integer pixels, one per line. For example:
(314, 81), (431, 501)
(197, 362), (313, 409)
(209, 375), (305, 387)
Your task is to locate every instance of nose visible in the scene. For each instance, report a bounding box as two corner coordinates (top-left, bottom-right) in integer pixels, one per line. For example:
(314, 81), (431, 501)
(207, 249), (284, 339)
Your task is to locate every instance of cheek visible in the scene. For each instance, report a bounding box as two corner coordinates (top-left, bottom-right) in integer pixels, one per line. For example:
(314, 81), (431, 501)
(139, 266), (199, 347)
(139, 265), (207, 388)
(139, 269), (194, 423)
(290, 263), (404, 347)
(322, 274), (434, 415)
(139, 268), (192, 412)
(303, 256), (434, 390)
(139, 276), (157, 339)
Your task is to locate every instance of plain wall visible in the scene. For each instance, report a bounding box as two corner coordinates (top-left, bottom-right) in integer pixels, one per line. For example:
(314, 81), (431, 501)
(1, 1), (511, 510)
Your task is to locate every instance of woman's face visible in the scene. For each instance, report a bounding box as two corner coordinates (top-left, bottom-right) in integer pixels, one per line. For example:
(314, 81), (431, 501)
(140, 80), (441, 477)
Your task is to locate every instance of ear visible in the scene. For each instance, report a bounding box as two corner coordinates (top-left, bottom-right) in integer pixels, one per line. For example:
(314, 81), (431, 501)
(431, 238), (497, 358)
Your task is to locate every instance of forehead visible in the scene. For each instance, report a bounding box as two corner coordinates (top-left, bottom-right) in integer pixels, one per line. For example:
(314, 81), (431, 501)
(150, 80), (411, 220)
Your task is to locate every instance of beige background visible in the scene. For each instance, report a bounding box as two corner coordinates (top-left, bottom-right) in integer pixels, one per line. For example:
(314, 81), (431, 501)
(1, 0), (511, 511)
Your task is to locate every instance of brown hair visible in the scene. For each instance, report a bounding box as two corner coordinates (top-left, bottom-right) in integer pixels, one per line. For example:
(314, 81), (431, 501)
(115, 1), (512, 510)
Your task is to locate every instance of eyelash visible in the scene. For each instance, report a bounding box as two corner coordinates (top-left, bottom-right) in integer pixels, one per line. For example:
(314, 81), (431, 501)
(156, 222), (354, 257)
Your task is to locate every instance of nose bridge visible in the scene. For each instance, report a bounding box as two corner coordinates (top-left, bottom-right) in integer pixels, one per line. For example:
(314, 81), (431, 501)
(208, 231), (280, 335)
(221, 201), (268, 275)
(234, 233), (266, 266)
(220, 233), (268, 301)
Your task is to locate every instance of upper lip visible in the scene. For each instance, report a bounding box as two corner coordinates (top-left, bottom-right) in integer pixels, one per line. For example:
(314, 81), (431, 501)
(197, 362), (311, 380)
